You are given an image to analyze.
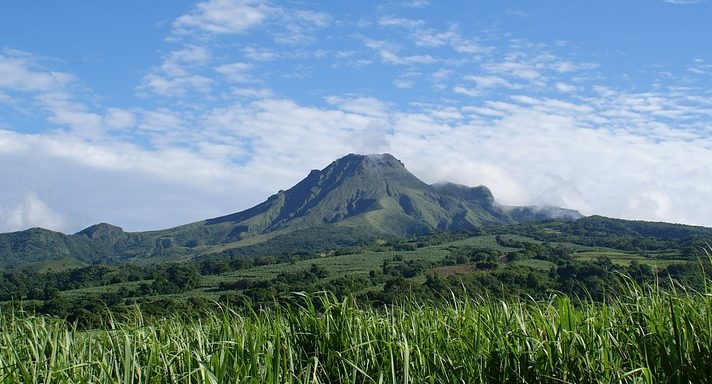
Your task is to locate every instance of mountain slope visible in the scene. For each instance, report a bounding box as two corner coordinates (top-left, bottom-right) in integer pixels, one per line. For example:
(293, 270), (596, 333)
(160, 154), (517, 248)
(0, 153), (583, 268)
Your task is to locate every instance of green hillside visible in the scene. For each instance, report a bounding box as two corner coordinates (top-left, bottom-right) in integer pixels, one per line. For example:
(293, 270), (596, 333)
(0, 154), (581, 269)
(4, 154), (710, 273)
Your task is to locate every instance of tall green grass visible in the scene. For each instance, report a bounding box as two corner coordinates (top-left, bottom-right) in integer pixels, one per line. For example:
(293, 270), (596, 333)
(1, 271), (711, 383)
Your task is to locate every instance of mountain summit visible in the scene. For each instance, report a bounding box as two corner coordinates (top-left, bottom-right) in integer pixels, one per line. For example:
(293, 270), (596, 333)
(164, 153), (578, 246)
(0, 153), (583, 267)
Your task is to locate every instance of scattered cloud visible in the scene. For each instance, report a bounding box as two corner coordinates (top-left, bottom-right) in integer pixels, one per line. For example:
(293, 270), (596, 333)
(138, 46), (213, 97)
(394, 79), (415, 89)
(465, 75), (518, 89)
(38, 92), (103, 136)
(483, 58), (543, 83)
(172, 0), (274, 36)
(104, 108), (136, 130)
(403, 0), (430, 7)
(215, 62), (252, 82)
(664, 0), (703, 4)
(138, 72), (211, 97)
(243, 46), (280, 62)
(160, 45), (211, 76)
(0, 50), (74, 92)
(5, 77), (712, 232)
(378, 16), (424, 28)
(272, 9), (331, 45)
(688, 58), (712, 75)
(364, 39), (436, 65)
(555, 82), (578, 93)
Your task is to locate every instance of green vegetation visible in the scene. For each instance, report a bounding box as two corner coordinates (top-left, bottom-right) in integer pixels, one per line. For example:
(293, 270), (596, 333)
(1, 214), (711, 382)
(2, 279), (712, 383)
(0, 153), (575, 269)
(2, 154), (711, 381)
(2, 224), (709, 329)
(501, 216), (712, 255)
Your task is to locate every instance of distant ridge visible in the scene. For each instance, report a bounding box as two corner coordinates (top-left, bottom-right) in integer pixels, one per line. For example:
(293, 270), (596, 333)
(0, 153), (585, 268)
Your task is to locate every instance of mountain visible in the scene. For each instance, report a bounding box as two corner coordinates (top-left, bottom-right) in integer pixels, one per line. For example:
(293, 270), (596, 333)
(0, 153), (582, 269)
(163, 154), (519, 244)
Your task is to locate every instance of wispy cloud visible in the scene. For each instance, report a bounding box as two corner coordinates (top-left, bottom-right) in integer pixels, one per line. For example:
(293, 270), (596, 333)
(215, 62), (252, 82)
(0, 51), (133, 138)
(378, 16), (424, 28)
(273, 9), (331, 45)
(0, 50), (74, 92)
(172, 0), (274, 36)
(688, 58), (712, 75)
(138, 45), (213, 97)
(364, 39), (436, 65)
(664, 0), (704, 4)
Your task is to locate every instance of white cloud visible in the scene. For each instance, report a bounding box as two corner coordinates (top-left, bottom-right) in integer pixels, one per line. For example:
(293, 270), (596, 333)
(0, 51), (118, 138)
(403, 0), (430, 7)
(215, 62), (252, 82)
(104, 108), (136, 130)
(552, 60), (597, 73)
(664, 0), (703, 4)
(452, 85), (481, 97)
(273, 9), (331, 45)
(230, 87), (273, 98)
(243, 46), (279, 61)
(2, 81), (712, 233)
(171, 0), (328, 46)
(378, 16), (424, 28)
(412, 25), (460, 48)
(138, 109), (186, 133)
(688, 58), (712, 75)
(0, 51), (74, 92)
(138, 72), (212, 97)
(324, 95), (391, 118)
(555, 82), (577, 93)
(160, 45), (211, 77)
(478, 47), (597, 90)
(292, 10), (330, 28)
(483, 59), (543, 82)
(138, 46), (213, 97)
(0, 192), (66, 233)
(364, 39), (435, 65)
(172, 0), (273, 35)
(36, 92), (103, 136)
(0, 128), (267, 231)
(394, 79), (415, 89)
(465, 75), (517, 89)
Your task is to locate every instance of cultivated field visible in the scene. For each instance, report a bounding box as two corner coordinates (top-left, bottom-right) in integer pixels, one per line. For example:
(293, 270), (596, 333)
(1, 279), (710, 383)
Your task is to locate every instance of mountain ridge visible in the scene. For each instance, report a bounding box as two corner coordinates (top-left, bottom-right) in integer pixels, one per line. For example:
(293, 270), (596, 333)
(1, 153), (585, 268)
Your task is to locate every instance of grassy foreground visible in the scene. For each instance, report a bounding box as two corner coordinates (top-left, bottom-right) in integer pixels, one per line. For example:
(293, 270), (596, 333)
(1, 280), (711, 383)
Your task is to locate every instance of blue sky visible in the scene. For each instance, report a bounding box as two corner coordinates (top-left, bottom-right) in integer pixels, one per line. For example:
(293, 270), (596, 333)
(1, 0), (711, 232)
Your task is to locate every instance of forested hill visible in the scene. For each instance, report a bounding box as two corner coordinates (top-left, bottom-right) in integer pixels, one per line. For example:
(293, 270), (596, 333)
(500, 216), (712, 255)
